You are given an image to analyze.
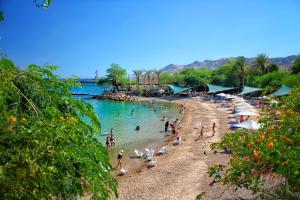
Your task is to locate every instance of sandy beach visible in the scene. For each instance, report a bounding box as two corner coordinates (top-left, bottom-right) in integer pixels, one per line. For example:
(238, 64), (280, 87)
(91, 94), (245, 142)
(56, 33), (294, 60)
(110, 98), (252, 200)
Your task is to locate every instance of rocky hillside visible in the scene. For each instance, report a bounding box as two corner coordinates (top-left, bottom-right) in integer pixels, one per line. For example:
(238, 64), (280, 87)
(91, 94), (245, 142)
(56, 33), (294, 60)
(162, 55), (297, 72)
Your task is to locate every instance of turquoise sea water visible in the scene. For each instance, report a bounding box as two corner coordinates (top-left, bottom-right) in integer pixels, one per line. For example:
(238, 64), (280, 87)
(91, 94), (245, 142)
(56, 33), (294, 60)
(71, 82), (104, 95)
(74, 84), (180, 170)
(90, 100), (180, 170)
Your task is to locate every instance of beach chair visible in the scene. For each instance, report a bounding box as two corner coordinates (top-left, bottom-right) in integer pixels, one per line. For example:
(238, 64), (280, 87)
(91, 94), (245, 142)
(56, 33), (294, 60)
(134, 149), (143, 158)
(158, 146), (167, 155)
(144, 148), (155, 160)
(148, 157), (158, 167)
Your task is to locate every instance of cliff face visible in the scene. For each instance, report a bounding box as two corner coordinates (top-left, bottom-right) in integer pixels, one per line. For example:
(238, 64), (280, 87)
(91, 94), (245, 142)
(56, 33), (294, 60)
(162, 55), (297, 72)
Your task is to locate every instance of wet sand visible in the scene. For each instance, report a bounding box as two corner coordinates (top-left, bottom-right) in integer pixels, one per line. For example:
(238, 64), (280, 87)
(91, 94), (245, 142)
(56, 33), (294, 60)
(112, 98), (252, 200)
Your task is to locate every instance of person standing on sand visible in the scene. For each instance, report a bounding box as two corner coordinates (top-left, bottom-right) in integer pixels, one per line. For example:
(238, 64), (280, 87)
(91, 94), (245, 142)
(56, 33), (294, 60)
(165, 120), (169, 132)
(200, 126), (204, 139)
(212, 123), (216, 136)
(116, 150), (123, 169)
(172, 120), (177, 135)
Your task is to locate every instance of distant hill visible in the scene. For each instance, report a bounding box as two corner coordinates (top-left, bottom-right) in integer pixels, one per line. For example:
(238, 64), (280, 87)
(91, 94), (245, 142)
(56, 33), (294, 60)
(162, 55), (297, 73)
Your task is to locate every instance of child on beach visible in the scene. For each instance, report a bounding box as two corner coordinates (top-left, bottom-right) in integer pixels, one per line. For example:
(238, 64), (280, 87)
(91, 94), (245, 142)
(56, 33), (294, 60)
(212, 123), (216, 136)
(200, 126), (204, 139)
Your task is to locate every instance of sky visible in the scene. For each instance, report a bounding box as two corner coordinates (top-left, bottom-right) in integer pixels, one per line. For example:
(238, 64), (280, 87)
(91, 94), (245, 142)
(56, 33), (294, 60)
(1, 0), (300, 78)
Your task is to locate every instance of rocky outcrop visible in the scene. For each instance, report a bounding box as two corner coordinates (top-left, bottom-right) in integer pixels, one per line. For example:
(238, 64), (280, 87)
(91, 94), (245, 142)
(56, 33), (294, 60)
(93, 93), (139, 102)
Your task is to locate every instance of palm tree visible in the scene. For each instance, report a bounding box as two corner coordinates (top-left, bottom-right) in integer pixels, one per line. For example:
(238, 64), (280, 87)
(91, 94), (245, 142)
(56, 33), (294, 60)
(236, 56), (246, 88)
(133, 70), (143, 90)
(153, 69), (164, 87)
(255, 53), (269, 74)
(145, 70), (153, 90)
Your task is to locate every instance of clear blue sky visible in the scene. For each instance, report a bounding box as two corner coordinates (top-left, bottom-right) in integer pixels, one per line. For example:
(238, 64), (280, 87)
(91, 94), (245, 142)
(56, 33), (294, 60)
(1, 0), (300, 78)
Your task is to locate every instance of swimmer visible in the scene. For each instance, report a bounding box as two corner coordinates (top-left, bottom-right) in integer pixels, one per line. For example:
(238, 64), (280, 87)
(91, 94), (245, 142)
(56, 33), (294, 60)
(135, 125), (140, 130)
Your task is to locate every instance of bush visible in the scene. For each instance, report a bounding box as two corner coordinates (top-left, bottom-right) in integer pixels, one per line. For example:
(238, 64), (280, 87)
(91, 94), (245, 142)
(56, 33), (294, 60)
(210, 85), (300, 197)
(0, 58), (117, 199)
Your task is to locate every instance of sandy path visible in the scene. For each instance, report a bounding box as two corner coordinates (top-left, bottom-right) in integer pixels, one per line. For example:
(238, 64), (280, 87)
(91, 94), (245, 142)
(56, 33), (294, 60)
(111, 98), (251, 200)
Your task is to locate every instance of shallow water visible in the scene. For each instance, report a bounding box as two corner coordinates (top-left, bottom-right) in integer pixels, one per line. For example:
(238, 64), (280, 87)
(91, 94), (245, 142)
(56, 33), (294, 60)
(87, 99), (180, 171)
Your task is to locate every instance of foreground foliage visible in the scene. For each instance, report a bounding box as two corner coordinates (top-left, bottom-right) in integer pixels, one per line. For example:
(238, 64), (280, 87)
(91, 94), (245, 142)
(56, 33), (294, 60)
(210, 86), (300, 198)
(0, 58), (117, 199)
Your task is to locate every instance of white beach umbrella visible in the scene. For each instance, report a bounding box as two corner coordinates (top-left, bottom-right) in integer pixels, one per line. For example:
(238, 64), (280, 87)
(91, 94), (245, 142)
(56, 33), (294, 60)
(233, 120), (260, 130)
(225, 94), (235, 99)
(217, 93), (226, 97)
(235, 102), (251, 107)
(235, 107), (256, 113)
(236, 111), (259, 116)
(232, 98), (246, 103)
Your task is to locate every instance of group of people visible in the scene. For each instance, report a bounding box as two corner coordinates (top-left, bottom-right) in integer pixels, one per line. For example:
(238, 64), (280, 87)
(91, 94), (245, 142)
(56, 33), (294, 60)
(197, 122), (217, 139)
(105, 128), (116, 148)
(164, 118), (181, 137)
(179, 103), (185, 114)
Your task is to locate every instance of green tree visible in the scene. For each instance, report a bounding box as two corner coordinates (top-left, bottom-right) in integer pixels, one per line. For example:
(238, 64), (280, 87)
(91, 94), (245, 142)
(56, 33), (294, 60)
(291, 55), (300, 74)
(180, 68), (212, 87)
(255, 53), (269, 74)
(0, 58), (117, 199)
(235, 56), (247, 88)
(160, 72), (173, 85)
(211, 60), (238, 87)
(153, 69), (164, 86)
(282, 73), (300, 87)
(1, 1), (51, 22)
(132, 70), (143, 90)
(106, 64), (127, 92)
(145, 70), (153, 90)
(247, 71), (288, 89)
(0, 11), (4, 22)
(267, 63), (279, 73)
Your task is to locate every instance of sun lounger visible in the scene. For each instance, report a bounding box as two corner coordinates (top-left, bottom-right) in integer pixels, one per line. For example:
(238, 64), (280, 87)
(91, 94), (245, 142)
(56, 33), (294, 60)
(148, 157), (157, 167)
(134, 149), (143, 158)
(144, 148), (155, 160)
(158, 146), (167, 155)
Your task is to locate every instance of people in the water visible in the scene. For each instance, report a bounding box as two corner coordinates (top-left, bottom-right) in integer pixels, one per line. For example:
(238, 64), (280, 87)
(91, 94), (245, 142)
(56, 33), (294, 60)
(135, 125), (140, 130)
(106, 135), (110, 148)
(110, 128), (115, 146)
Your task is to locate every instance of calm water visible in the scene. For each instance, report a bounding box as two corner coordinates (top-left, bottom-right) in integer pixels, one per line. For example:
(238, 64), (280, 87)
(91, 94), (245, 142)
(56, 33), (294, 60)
(73, 84), (180, 170)
(90, 100), (180, 170)
(71, 82), (105, 95)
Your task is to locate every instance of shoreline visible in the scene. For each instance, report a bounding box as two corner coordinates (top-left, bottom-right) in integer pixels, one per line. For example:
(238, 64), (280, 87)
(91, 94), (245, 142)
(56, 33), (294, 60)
(110, 97), (253, 200)
(110, 97), (185, 176)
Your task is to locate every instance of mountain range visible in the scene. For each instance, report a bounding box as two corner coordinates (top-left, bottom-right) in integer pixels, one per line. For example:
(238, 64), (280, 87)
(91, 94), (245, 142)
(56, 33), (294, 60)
(162, 55), (297, 73)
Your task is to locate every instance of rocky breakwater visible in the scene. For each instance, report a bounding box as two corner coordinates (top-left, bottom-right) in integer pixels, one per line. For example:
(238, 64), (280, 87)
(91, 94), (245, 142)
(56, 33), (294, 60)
(93, 93), (140, 102)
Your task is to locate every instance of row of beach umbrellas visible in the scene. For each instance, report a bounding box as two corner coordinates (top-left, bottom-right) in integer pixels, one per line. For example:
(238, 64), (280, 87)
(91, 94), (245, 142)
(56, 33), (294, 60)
(220, 94), (261, 130)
